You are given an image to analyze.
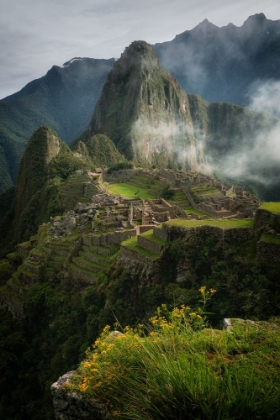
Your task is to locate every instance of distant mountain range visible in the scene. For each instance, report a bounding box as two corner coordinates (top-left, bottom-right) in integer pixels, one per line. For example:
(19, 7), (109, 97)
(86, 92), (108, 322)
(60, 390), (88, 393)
(0, 13), (280, 195)
(0, 58), (115, 191)
(154, 13), (280, 105)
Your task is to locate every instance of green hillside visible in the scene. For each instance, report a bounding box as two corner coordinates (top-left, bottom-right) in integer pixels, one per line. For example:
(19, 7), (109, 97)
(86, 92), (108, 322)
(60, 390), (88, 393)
(0, 58), (114, 192)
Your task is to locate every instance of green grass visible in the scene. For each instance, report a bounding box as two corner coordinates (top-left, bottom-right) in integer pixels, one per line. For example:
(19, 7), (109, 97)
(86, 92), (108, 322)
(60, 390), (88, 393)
(105, 183), (154, 199)
(69, 262), (98, 277)
(122, 237), (159, 260)
(259, 202), (280, 214)
(184, 206), (210, 217)
(164, 218), (254, 229)
(141, 230), (168, 246)
(260, 233), (280, 245)
(70, 307), (280, 420)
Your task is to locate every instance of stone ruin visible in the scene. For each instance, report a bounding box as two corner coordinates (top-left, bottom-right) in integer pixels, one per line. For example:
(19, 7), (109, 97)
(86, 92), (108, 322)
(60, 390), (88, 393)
(196, 188), (260, 219)
(49, 193), (187, 238)
(49, 169), (261, 240)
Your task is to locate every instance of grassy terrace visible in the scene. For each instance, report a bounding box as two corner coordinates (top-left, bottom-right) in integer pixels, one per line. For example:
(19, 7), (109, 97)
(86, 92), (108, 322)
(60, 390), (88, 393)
(105, 183), (154, 199)
(121, 237), (159, 260)
(184, 206), (209, 217)
(163, 219), (254, 229)
(141, 230), (168, 246)
(191, 185), (220, 196)
(259, 202), (280, 214)
(260, 233), (280, 245)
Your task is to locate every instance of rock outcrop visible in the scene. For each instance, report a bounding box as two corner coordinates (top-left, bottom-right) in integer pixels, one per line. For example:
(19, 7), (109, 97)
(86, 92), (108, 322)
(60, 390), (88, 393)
(51, 372), (112, 420)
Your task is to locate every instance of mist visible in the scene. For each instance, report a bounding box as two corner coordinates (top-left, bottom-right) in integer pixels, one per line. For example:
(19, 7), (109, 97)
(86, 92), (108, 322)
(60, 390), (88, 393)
(248, 80), (280, 119)
(131, 117), (209, 172)
(207, 121), (280, 187)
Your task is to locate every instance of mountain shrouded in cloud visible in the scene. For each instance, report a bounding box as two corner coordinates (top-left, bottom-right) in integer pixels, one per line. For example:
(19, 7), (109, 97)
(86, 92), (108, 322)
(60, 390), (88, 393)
(88, 40), (207, 171)
(1, 14), (280, 197)
(153, 13), (280, 107)
(84, 39), (280, 200)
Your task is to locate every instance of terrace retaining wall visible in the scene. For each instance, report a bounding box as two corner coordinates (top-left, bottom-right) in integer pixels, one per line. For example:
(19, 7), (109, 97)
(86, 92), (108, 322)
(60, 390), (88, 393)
(257, 240), (280, 263)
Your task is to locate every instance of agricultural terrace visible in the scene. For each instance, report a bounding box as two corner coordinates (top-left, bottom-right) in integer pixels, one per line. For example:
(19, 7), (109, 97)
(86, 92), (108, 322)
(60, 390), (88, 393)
(259, 202), (280, 214)
(105, 183), (154, 200)
(260, 233), (280, 245)
(121, 236), (159, 260)
(163, 219), (254, 229)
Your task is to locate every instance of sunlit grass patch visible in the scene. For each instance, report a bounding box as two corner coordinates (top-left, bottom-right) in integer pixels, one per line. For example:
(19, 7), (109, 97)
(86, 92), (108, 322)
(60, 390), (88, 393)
(105, 183), (154, 199)
(164, 218), (254, 229)
(184, 206), (210, 217)
(259, 202), (280, 214)
(122, 236), (159, 260)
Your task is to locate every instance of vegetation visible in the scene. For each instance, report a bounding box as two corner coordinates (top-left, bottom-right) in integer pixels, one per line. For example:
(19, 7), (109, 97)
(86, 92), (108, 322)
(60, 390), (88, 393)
(105, 183), (154, 199)
(164, 218), (254, 229)
(184, 206), (209, 217)
(1, 214), (280, 419)
(0, 57), (114, 193)
(160, 186), (175, 200)
(260, 233), (280, 245)
(122, 236), (159, 260)
(259, 202), (280, 214)
(70, 297), (280, 419)
(107, 162), (134, 174)
(72, 133), (125, 167)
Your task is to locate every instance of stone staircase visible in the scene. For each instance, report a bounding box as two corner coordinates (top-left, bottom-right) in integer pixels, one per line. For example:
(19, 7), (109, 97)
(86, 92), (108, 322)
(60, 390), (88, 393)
(143, 202), (153, 224)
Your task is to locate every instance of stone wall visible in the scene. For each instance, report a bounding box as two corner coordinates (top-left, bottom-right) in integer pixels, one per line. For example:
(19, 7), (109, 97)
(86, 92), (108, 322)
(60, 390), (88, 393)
(86, 230), (136, 247)
(118, 246), (158, 279)
(153, 225), (169, 241)
(137, 235), (165, 255)
(197, 203), (233, 218)
(254, 209), (280, 233)
(139, 225), (154, 234)
(154, 224), (253, 243)
(257, 241), (280, 263)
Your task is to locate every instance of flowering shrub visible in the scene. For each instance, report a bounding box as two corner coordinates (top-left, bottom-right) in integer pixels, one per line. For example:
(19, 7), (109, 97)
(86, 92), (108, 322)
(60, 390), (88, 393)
(69, 287), (280, 419)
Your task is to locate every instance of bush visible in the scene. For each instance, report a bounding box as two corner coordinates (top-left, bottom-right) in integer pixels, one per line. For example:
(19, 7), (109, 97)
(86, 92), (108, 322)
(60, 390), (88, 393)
(107, 162), (133, 174)
(68, 289), (280, 420)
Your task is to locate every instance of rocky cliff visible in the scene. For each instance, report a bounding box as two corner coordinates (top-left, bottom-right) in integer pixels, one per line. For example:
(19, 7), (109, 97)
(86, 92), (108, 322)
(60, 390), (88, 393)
(87, 41), (207, 170)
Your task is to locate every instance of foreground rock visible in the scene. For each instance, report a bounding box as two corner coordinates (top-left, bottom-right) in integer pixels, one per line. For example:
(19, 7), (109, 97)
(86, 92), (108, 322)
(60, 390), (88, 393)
(51, 371), (112, 420)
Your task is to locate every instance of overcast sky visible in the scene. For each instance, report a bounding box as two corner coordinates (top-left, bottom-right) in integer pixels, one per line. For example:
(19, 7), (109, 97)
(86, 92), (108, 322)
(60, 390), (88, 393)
(1, 0), (280, 99)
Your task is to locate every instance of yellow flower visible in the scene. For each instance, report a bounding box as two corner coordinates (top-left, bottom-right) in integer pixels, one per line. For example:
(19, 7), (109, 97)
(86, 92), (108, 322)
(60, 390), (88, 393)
(199, 286), (206, 294)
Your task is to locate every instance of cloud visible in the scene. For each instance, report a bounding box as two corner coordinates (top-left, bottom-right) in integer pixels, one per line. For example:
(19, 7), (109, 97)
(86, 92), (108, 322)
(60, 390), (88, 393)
(1, 0), (280, 98)
(131, 116), (210, 172)
(248, 80), (280, 119)
(207, 118), (280, 187)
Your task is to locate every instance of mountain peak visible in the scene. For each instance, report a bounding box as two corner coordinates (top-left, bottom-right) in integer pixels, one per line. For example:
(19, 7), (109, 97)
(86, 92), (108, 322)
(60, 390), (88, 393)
(114, 40), (160, 77)
(14, 126), (61, 220)
(192, 18), (218, 33)
(244, 13), (267, 24)
(88, 41), (207, 169)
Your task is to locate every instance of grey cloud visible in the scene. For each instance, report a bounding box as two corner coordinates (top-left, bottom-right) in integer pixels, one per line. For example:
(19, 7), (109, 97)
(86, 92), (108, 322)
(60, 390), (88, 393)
(248, 80), (280, 119)
(1, 0), (280, 98)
